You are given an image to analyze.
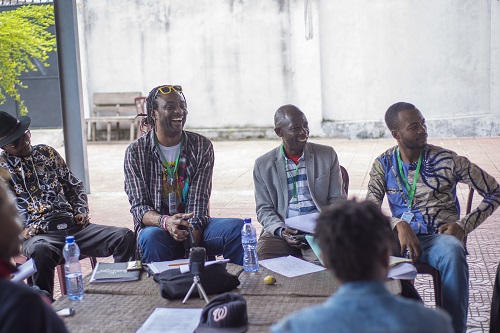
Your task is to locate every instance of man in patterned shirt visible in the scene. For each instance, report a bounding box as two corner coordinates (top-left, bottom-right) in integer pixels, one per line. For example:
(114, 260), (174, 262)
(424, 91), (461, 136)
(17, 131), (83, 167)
(367, 102), (500, 333)
(124, 85), (244, 264)
(0, 111), (135, 299)
(253, 104), (346, 260)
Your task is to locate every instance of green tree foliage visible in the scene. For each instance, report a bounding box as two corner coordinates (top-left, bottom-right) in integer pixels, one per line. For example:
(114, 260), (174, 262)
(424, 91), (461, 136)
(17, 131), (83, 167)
(0, 4), (56, 115)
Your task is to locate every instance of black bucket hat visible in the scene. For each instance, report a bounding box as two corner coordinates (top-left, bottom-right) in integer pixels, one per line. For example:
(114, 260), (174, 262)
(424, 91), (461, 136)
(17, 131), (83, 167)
(0, 111), (31, 148)
(195, 292), (248, 333)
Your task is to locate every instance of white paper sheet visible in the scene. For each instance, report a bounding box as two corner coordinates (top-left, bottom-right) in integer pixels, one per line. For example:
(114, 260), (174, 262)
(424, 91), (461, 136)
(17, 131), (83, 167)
(136, 308), (203, 333)
(387, 262), (417, 280)
(146, 259), (191, 274)
(259, 255), (325, 278)
(179, 259), (229, 274)
(146, 259), (230, 275)
(284, 212), (320, 234)
(11, 258), (37, 283)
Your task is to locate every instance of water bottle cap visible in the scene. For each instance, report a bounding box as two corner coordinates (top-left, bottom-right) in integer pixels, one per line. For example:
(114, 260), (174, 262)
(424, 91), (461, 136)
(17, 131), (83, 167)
(65, 236), (75, 243)
(244, 218), (251, 223)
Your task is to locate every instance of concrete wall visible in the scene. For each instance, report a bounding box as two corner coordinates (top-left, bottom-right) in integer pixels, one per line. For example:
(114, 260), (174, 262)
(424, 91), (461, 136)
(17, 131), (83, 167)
(76, 0), (500, 139)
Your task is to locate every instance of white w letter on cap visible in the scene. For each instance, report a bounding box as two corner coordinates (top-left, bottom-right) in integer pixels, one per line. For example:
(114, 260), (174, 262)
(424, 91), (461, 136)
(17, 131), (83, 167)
(212, 306), (228, 322)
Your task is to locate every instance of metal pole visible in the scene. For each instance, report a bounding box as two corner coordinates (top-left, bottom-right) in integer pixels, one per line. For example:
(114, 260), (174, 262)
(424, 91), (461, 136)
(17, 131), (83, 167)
(53, 0), (90, 193)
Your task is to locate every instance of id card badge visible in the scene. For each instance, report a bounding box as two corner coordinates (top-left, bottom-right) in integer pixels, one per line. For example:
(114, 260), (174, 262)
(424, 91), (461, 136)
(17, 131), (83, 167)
(168, 192), (178, 214)
(401, 211), (414, 223)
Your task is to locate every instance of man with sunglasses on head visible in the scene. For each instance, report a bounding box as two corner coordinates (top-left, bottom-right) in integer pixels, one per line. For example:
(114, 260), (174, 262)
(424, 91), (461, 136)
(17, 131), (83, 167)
(124, 85), (244, 264)
(0, 111), (136, 300)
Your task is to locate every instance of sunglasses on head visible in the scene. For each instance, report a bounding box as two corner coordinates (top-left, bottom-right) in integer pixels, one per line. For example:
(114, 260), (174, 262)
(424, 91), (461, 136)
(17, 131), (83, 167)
(157, 85), (182, 95)
(7, 129), (31, 149)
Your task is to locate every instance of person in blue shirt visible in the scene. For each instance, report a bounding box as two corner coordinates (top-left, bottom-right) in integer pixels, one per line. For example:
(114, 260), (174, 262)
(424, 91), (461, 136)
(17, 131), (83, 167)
(272, 199), (453, 333)
(366, 102), (500, 333)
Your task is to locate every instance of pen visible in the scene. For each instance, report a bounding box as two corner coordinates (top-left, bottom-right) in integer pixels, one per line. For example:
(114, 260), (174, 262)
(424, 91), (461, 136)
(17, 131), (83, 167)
(169, 262), (189, 267)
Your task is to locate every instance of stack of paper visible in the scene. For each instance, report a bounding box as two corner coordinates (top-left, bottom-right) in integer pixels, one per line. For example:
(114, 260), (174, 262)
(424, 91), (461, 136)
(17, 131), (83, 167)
(387, 262), (417, 280)
(11, 258), (37, 283)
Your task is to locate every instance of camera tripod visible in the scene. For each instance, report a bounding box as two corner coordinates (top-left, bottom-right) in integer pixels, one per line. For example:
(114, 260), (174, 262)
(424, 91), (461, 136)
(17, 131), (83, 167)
(182, 274), (210, 304)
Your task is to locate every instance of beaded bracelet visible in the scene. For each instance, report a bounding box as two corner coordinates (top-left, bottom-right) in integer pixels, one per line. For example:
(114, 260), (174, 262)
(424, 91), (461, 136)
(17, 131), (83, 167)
(157, 215), (164, 228)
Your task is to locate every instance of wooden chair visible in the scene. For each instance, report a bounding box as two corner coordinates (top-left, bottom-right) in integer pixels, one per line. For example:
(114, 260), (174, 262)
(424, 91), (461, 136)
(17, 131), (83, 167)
(12, 254), (97, 295)
(134, 96), (151, 137)
(415, 186), (474, 307)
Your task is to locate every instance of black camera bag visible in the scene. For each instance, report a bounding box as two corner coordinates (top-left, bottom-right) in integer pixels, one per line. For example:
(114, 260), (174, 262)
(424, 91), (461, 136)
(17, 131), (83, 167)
(154, 263), (240, 300)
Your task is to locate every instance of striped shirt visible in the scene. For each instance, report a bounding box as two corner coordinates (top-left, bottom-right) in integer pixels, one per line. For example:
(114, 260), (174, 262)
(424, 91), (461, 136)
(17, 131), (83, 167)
(282, 150), (318, 218)
(124, 130), (213, 233)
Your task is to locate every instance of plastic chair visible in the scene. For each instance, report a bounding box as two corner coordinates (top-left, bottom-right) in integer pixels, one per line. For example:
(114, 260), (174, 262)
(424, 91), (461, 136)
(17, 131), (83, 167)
(415, 186), (474, 307)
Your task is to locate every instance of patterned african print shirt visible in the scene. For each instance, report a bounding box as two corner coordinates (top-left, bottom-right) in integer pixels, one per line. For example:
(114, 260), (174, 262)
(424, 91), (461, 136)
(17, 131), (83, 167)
(0, 145), (88, 227)
(124, 130), (213, 233)
(366, 144), (500, 235)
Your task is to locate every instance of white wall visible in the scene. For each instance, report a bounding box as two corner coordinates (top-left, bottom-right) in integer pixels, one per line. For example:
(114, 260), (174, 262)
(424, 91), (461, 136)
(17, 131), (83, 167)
(77, 0), (500, 138)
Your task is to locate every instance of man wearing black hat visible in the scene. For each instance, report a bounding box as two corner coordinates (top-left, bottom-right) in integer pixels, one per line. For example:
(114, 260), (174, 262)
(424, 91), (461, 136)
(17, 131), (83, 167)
(0, 111), (136, 299)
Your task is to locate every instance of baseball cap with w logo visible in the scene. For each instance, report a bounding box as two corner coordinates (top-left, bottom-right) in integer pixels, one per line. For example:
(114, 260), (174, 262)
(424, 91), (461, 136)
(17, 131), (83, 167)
(195, 292), (248, 333)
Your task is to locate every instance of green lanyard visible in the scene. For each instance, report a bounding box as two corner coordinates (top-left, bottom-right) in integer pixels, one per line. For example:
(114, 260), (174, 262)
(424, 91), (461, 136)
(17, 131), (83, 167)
(396, 148), (423, 209)
(280, 145), (299, 204)
(155, 135), (182, 182)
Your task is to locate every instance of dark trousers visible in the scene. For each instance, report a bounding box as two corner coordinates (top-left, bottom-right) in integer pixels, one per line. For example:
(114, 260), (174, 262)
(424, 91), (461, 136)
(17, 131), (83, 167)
(22, 224), (135, 297)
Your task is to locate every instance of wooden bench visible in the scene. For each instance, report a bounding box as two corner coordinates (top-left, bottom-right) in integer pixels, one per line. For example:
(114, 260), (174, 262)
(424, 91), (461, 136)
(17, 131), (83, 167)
(86, 92), (142, 142)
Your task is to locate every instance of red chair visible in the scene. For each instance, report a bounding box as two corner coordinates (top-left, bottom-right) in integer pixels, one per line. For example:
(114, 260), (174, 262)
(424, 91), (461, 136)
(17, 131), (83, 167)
(12, 254), (97, 295)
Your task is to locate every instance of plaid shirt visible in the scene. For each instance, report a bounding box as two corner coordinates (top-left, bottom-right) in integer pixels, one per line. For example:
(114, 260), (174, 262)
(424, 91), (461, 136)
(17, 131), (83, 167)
(124, 130), (213, 233)
(367, 144), (500, 235)
(0, 145), (88, 227)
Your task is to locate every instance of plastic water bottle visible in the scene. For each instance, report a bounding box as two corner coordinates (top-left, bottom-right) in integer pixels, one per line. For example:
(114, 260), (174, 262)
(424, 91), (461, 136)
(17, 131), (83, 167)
(241, 218), (259, 272)
(63, 236), (84, 300)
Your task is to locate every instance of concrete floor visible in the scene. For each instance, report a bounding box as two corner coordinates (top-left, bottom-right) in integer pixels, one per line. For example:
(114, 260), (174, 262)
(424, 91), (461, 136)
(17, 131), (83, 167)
(56, 136), (500, 332)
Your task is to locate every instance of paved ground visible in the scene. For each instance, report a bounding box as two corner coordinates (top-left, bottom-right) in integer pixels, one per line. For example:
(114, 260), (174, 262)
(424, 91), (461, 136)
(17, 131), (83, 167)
(56, 136), (499, 332)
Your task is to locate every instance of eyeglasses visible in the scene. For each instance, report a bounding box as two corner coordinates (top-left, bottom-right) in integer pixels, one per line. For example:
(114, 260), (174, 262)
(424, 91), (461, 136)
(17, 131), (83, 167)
(7, 129), (31, 149)
(157, 85), (182, 95)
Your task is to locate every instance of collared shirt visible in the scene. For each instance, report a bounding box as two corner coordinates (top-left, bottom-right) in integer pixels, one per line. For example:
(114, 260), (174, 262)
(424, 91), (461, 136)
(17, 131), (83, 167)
(367, 144), (500, 234)
(124, 130), (213, 233)
(282, 151), (318, 218)
(272, 281), (453, 333)
(0, 145), (88, 227)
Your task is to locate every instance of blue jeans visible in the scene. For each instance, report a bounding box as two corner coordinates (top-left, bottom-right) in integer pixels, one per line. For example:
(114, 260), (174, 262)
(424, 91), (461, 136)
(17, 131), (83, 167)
(418, 233), (468, 333)
(138, 217), (244, 265)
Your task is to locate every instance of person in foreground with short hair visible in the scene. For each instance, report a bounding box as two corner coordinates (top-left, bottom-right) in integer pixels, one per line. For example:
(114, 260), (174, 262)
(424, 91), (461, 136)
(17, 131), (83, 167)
(366, 102), (500, 333)
(272, 199), (453, 333)
(253, 104), (346, 260)
(0, 111), (136, 299)
(124, 84), (244, 264)
(0, 168), (68, 333)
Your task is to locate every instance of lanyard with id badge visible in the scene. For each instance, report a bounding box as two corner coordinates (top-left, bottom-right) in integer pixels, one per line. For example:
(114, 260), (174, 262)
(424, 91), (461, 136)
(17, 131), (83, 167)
(397, 149), (423, 258)
(156, 136), (182, 214)
(396, 148), (422, 225)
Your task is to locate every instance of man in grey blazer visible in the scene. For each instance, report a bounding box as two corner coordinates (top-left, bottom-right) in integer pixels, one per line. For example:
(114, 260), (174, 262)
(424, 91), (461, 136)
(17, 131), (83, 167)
(253, 105), (346, 260)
